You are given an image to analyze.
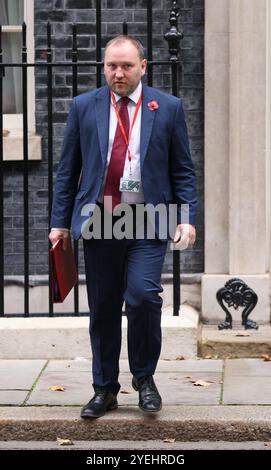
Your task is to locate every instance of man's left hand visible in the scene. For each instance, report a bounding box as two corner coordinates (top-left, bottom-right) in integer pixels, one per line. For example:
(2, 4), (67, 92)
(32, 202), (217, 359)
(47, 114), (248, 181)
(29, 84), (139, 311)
(173, 224), (196, 250)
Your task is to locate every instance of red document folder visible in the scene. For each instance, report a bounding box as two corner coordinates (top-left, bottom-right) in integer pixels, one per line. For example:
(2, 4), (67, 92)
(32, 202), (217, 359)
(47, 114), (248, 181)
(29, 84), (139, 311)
(49, 238), (78, 303)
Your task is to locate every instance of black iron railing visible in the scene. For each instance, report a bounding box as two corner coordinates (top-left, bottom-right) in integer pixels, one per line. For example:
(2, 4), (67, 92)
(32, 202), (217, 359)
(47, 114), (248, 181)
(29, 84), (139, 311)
(0, 0), (183, 317)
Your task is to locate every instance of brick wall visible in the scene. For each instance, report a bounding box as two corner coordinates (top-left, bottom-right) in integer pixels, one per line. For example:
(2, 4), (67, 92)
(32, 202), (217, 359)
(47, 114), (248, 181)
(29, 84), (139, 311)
(3, 0), (204, 275)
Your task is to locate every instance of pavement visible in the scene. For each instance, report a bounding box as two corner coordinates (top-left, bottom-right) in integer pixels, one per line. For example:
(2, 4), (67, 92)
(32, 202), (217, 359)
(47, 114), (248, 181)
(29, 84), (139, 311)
(1, 357), (271, 447)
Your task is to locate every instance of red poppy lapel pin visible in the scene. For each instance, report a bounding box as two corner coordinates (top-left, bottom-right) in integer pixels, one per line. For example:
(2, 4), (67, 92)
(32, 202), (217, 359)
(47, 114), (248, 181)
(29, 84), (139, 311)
(148, 100), (159, 111)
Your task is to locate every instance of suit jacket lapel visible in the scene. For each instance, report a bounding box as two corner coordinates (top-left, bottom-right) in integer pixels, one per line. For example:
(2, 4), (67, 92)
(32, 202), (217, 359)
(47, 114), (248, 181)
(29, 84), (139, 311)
(140, 85), (156, 170)
(95, 86), (110, 166)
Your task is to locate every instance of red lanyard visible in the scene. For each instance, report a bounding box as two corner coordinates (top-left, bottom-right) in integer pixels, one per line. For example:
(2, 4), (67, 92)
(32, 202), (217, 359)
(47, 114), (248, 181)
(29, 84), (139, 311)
(110, 90), (142, 162)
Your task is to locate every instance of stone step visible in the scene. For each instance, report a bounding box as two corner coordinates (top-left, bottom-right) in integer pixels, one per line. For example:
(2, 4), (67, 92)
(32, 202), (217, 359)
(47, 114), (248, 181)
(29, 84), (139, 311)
(199, 325), (271, 358)
(1, 406), (271, 442)
(0, 306), (199, 360)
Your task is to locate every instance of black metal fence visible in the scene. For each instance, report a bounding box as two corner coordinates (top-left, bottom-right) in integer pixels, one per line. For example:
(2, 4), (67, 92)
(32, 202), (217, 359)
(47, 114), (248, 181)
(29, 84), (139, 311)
(0, 0), (183, 317)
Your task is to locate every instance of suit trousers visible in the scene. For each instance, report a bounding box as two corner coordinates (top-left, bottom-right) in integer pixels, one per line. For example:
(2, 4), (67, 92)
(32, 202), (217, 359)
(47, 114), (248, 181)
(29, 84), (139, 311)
(83, 204), (168, 395)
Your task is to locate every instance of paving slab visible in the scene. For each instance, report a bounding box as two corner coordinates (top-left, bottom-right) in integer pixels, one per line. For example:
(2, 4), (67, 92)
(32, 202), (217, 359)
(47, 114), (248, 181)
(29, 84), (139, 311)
(26, 360), (222, 406)
(0, 390), (29, 406)
(225, 358), (271, 376)
(45, 358), (223, 373)
(27, 369), (92, 405)
(0, 360), (46, 390)
(223, 377), (271, 405)
(44, 358), (91, 372)
(223, 359), (271, 404)
(119, 371), (221, 406)
(156, 359), (223, 373)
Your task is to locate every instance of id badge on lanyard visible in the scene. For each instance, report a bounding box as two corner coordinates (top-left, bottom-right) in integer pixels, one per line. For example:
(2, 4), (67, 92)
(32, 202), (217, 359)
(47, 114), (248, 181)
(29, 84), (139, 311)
(119, 177), (141, 193)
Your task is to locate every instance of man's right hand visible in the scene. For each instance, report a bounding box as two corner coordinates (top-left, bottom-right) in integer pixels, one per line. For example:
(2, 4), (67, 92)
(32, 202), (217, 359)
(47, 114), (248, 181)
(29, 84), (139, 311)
(49, 229), (70, 250)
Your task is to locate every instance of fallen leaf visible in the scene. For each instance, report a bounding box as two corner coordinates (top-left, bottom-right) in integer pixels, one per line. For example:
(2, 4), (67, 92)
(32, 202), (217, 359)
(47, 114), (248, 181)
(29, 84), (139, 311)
(175, 356), (185, 361)
(235, 332), (250, 337)
(264, 442), (271, 447)
(163, 438), (176, 443)
(191, 380), (213, 387)
(57, 437), (73, 446)
(184, 375), (193, 379)
(120, 389), (132, 394)
(169, 376), (179, 380)
(261, 354), (271, 362)
(50, 384), (65, 391)
(204, 355), (212, 359)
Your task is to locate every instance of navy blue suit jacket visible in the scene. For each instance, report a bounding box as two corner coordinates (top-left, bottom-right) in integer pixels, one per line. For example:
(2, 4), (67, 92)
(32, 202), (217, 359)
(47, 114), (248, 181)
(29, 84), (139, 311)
(51, 84), (197, 240)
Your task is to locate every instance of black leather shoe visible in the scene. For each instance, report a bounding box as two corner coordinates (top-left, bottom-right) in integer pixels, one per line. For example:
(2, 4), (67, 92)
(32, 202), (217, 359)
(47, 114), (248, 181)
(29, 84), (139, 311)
(80, 389), (118, 419)
(132, 375), (162, 412)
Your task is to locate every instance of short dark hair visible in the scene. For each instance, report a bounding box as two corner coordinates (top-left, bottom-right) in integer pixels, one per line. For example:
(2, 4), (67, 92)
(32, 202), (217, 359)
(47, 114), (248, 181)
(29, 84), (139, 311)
(104, 35), (145, 60)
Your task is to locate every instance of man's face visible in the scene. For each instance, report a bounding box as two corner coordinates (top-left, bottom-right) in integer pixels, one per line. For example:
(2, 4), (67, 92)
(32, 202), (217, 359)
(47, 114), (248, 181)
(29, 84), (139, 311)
(104, 41), (147, 96)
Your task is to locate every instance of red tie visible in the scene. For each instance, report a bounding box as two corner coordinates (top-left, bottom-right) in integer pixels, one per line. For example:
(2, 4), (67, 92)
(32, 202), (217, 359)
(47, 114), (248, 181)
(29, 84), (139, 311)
(103, 96), (130, 211)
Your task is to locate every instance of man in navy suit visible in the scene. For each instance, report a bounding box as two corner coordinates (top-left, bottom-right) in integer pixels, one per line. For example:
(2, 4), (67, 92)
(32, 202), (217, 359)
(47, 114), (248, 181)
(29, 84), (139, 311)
(49, 35), (197, 418)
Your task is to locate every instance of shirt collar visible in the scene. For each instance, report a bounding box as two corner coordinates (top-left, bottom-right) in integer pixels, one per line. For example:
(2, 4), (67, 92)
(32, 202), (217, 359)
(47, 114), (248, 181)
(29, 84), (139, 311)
(112, 81), (142, 105)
